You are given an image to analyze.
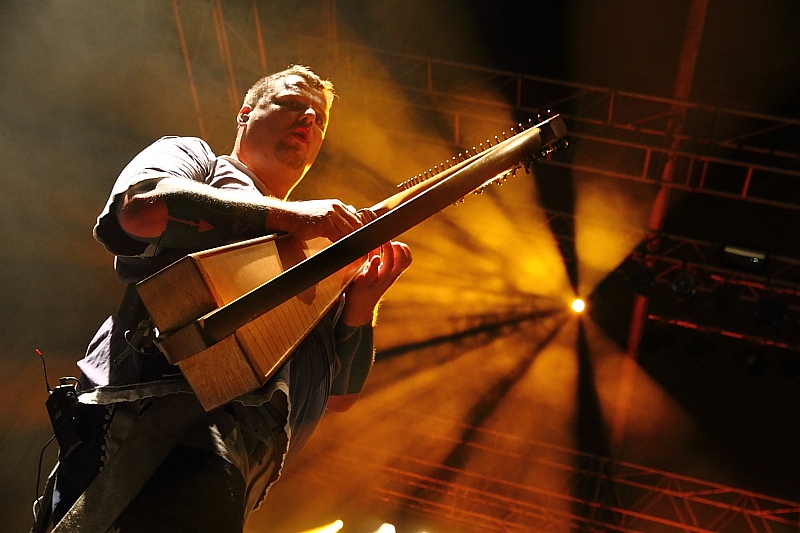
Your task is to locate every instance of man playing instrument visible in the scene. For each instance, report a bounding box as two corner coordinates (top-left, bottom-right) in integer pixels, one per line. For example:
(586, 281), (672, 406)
(34, 65), (411, 532)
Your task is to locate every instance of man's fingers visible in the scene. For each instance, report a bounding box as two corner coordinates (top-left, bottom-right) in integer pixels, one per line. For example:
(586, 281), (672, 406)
(361, 254), (381, 283)
(387, 241), (412, 274)
(357, 208), (377, 223)
(326, 203), (364, 240)
(379, 242), (394, 274)
(366, 242), (411, 285)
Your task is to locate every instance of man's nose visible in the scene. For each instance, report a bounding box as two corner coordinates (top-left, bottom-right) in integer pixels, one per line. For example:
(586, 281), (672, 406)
(299, 106), (316, 124)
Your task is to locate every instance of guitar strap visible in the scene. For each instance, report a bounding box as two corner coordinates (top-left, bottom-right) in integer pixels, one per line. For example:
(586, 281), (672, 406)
(49, 286), (206, 532)
(51, 393), (206, 533)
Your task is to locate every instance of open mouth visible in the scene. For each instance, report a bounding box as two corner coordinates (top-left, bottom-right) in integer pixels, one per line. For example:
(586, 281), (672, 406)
(290, 127), (310, 143)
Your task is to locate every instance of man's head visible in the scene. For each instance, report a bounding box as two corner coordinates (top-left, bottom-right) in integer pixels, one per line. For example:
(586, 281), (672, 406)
(232, 65), (335, 199)
(242, 65), (335, 119)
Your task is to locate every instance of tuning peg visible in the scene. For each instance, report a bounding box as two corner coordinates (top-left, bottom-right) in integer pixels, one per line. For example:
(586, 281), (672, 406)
(523, 159), (534, 174)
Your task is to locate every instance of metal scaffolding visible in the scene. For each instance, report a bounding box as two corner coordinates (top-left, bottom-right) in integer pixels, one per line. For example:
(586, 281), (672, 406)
(297, 410), (800, 532)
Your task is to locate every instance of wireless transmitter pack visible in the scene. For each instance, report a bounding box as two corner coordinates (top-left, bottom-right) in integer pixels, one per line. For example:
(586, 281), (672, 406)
(45, 377), (85, 457)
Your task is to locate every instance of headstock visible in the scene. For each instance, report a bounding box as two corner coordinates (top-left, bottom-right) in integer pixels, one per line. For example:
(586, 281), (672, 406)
(394, 113), (569, 203)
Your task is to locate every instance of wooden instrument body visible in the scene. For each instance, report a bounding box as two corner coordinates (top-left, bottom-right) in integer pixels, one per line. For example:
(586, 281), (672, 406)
(137, 235), (364, 410)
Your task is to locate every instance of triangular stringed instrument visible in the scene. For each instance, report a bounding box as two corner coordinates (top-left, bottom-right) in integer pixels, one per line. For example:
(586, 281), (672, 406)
(136, 115), (568, 410)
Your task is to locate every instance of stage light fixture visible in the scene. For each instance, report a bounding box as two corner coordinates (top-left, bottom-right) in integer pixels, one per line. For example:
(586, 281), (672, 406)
(720, 244), (768, 273)
(670, 270), (696, 298)
(300, 520), (344, 533)
(571, 298), (586, 313)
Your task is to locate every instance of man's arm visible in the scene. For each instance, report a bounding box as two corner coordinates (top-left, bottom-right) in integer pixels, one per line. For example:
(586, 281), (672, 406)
(327, 324), (374, 412)
(327, 241), (412, 412)
(117, 176), (367, 249)
(119, 176), (411, 412)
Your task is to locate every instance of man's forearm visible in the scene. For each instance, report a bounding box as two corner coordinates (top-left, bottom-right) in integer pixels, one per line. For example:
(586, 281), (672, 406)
(331, 324), (375, 397)
(118, 177), (368, 249)
(118, 177), (274, 250)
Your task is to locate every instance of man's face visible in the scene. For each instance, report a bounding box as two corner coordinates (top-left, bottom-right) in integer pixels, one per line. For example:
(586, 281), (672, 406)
(237, 74), (330, 194)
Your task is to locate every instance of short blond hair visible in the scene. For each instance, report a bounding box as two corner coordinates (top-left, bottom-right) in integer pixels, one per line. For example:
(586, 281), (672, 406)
(243, 65), (335, 110)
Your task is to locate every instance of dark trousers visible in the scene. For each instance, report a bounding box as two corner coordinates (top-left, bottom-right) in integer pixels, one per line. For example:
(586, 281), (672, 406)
(47, 395), (286, 533)
(113, 445), (247, 533)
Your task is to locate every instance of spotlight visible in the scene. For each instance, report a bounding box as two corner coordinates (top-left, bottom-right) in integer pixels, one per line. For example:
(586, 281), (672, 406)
(301, 520), (344, 533)
(571, 298), (586, 313)
(670, 270), (696, 298)
(720, 244), (768, 274)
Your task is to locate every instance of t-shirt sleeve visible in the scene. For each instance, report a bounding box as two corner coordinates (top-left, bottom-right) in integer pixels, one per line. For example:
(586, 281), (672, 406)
(93, 136), (216, 257)
(330, 322), (375, 396)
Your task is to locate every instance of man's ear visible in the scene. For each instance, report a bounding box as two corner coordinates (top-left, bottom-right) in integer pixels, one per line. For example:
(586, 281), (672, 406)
(237, 105), (252, 125)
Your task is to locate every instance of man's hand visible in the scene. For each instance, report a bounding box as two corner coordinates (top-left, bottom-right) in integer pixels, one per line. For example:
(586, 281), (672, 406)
(267, 200), (372, 242)
(342, 241), (413, 327)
